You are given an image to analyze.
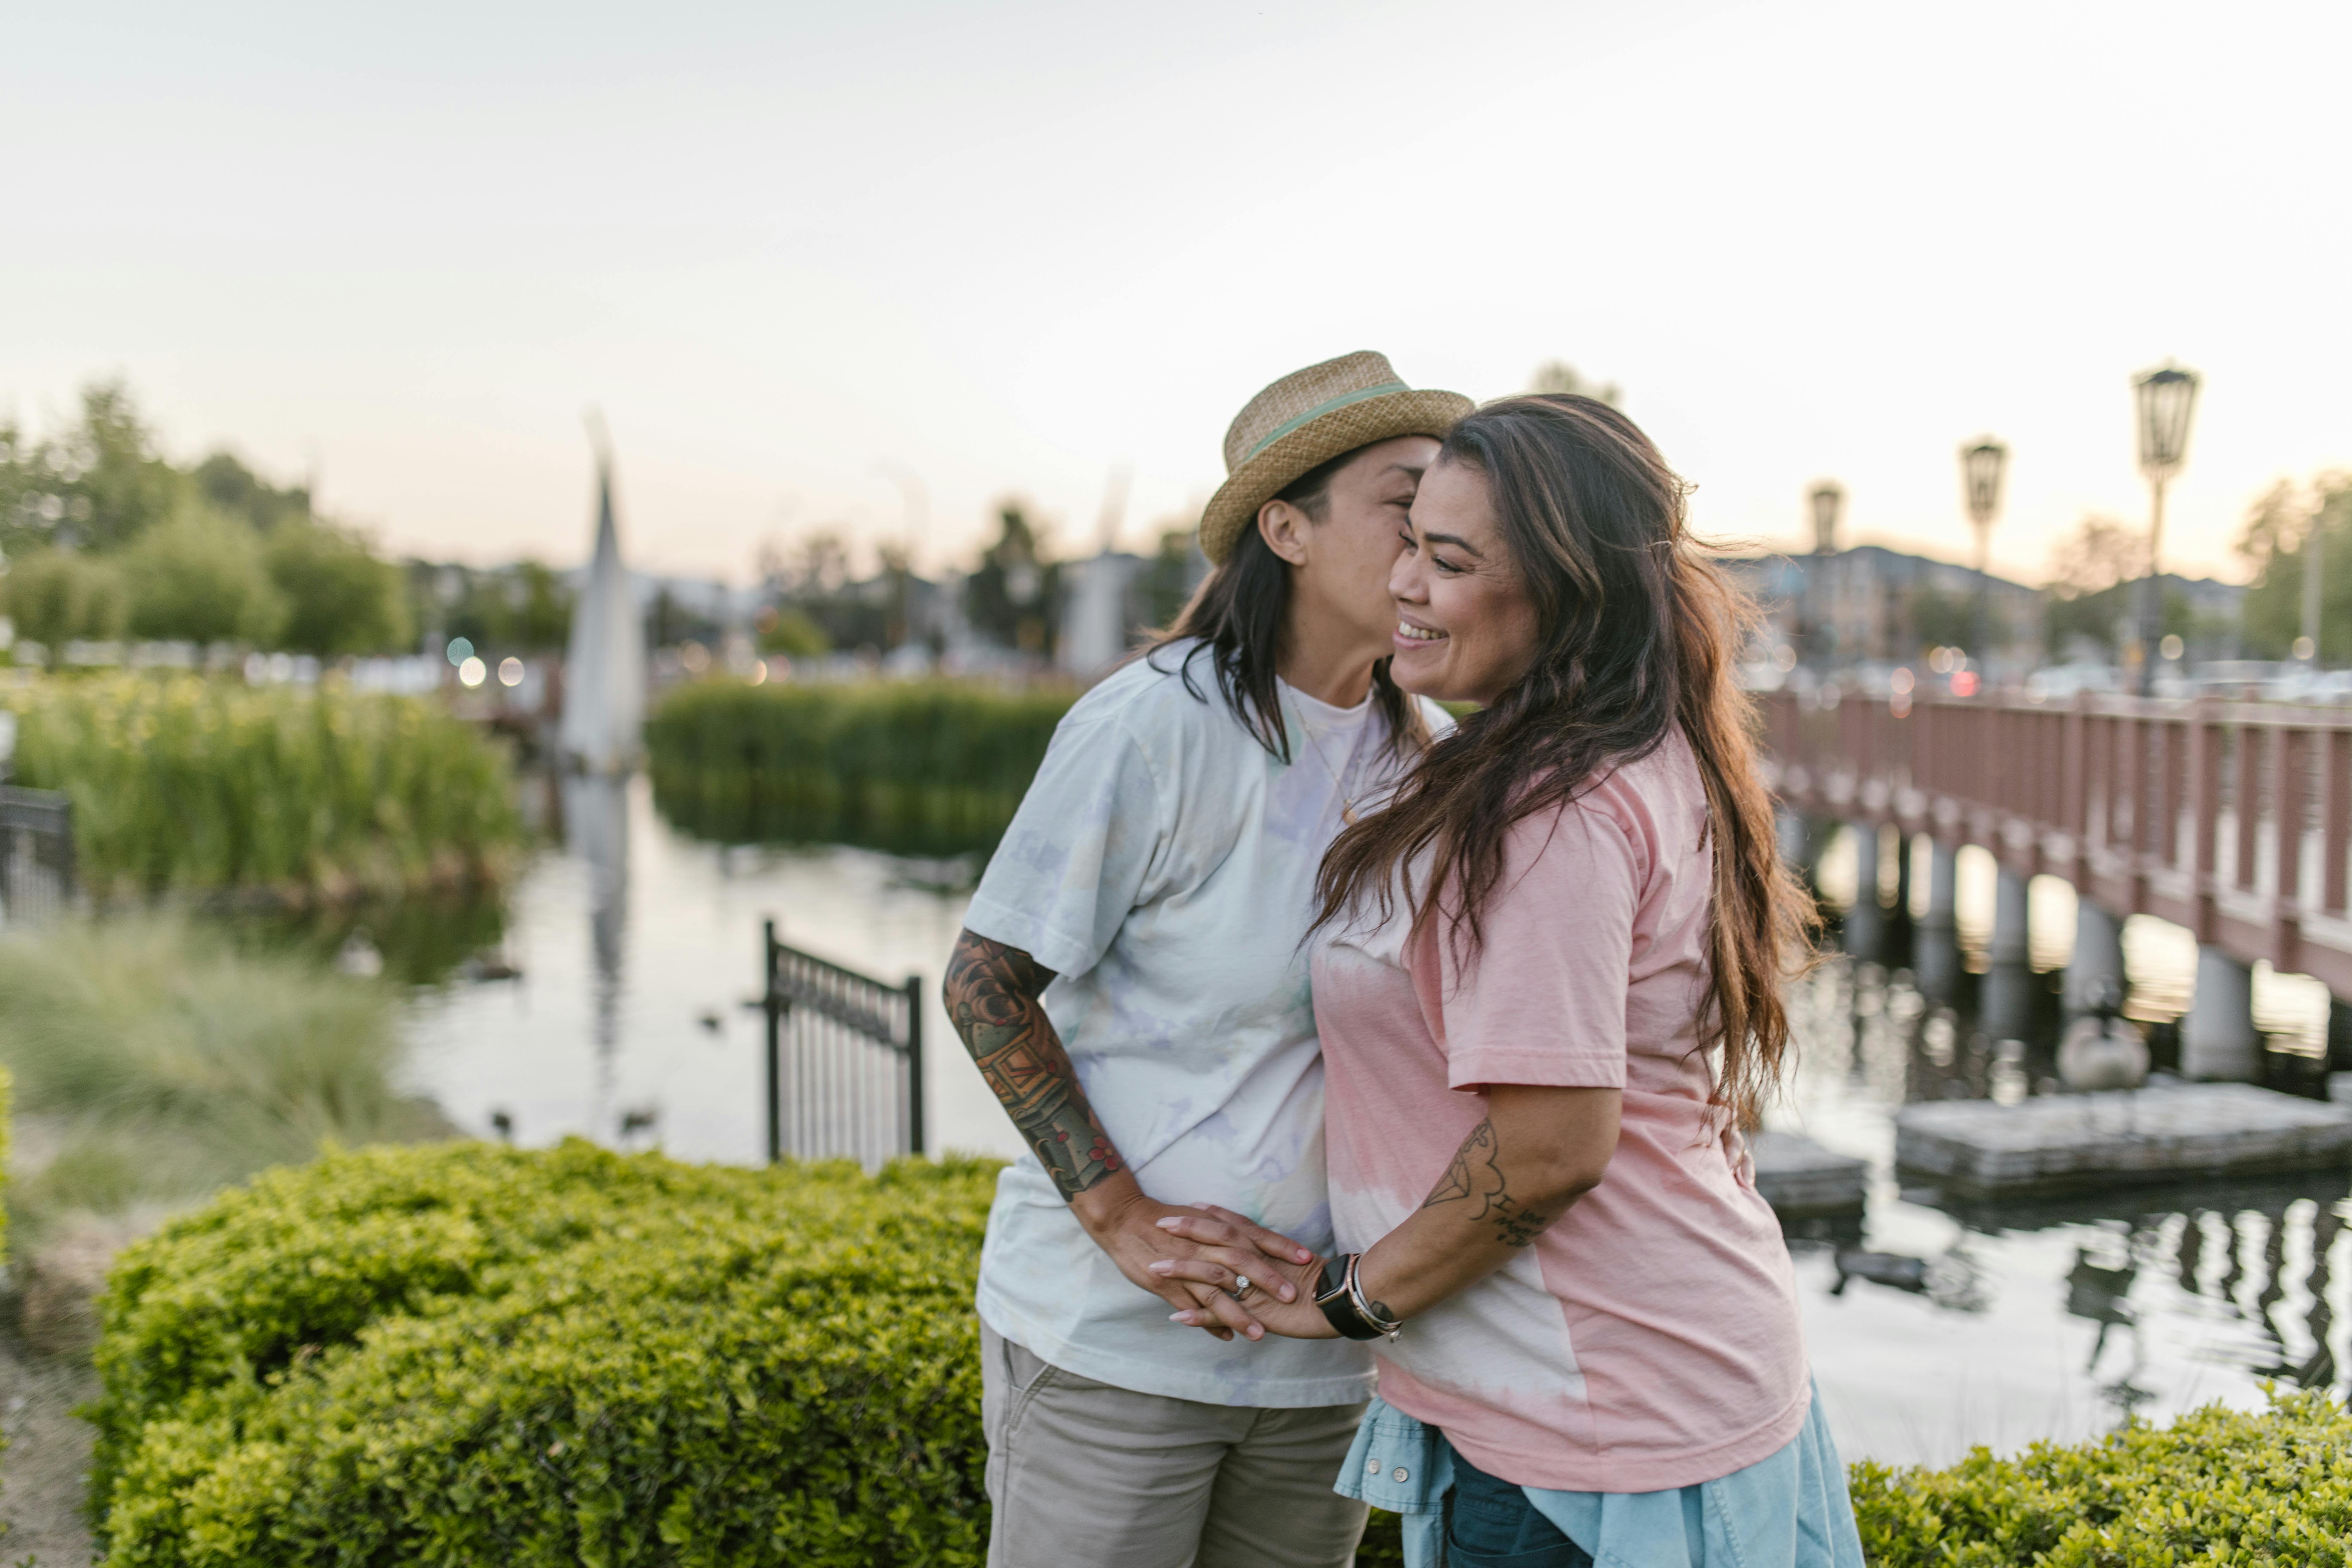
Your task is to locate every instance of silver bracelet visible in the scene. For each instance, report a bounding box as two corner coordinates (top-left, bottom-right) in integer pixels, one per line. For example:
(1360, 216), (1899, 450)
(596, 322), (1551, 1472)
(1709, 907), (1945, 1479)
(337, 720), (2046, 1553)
(1343, 1252), (1404, 1339)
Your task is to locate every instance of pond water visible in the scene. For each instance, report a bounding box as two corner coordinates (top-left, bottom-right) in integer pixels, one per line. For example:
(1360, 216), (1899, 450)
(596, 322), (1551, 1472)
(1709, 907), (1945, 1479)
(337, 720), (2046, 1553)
(394, 791), (2352, 1472)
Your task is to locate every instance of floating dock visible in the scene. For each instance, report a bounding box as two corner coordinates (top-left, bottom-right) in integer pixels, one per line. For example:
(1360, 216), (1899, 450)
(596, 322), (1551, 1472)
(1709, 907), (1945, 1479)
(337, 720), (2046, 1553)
(1750, 1130), (1870, 1214)
(1896, 1083), (2352, 1198)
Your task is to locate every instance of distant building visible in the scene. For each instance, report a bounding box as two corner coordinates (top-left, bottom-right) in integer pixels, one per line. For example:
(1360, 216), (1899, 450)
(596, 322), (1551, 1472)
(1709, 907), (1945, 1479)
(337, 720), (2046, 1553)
(1722, 545), (2044, 668)
(1058, 549), (1153, 680)
(1721, 544), (2244, 672)
(1056, 532), (1209, 682)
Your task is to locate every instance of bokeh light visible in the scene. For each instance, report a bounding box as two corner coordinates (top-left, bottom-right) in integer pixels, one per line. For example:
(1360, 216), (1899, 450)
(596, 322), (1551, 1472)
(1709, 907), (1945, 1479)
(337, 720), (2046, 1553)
(458, 656), (486, 688)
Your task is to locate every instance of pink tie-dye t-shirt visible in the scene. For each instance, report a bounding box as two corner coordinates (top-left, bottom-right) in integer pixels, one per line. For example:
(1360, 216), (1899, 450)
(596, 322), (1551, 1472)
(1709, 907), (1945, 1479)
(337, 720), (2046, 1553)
(1310, 729), (1808, 1493)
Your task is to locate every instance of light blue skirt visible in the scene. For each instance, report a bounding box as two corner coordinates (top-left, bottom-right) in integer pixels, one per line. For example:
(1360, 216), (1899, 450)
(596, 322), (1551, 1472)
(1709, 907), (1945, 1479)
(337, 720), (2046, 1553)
(1334, 1382), (1864, 1568)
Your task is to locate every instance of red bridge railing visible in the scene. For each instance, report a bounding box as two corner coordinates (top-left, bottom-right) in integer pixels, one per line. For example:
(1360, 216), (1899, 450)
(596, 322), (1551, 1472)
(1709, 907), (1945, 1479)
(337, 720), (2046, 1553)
(1760, 688), (2352, 995)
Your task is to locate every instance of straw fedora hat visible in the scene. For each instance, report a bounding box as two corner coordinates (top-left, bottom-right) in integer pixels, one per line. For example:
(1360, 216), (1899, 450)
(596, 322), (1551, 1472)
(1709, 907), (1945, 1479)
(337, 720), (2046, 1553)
(1198, 351), (1473, 565)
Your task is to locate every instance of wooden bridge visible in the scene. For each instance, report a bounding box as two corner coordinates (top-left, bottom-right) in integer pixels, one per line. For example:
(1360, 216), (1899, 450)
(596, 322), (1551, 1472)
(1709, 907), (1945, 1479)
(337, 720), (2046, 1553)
(1762, 687), (2352, 999)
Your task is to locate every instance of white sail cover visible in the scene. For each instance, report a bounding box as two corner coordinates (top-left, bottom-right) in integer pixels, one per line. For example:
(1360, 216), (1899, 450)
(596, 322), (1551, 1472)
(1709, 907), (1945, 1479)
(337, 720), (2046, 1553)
(559, 448), (647, 773)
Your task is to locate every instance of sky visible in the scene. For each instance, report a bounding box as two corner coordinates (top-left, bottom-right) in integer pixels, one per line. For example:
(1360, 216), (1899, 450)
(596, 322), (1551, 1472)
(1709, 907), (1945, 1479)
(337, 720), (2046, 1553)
(6, 0), (2348, 586)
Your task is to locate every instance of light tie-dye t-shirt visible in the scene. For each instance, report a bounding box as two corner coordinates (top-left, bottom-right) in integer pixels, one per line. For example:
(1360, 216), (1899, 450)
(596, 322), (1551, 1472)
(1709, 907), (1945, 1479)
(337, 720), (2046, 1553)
(964, 641), (1448, 1407)
(1311, 729), (1811, 1489)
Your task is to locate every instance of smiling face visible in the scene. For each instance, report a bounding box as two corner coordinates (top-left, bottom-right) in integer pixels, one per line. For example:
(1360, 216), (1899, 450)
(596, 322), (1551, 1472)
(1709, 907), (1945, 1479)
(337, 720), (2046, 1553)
(1389, 455), (1543, 705)
(1258, 434), (1440, 681)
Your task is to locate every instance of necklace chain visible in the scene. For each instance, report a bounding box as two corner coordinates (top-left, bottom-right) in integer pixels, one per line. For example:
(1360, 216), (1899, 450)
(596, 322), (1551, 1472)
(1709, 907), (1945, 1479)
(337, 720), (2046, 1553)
(1291, 702), (1368, 825)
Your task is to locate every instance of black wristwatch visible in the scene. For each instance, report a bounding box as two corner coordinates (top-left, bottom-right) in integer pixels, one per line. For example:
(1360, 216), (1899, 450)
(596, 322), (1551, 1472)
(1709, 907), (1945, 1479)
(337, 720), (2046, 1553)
(1314, 1253), (1398, 1341)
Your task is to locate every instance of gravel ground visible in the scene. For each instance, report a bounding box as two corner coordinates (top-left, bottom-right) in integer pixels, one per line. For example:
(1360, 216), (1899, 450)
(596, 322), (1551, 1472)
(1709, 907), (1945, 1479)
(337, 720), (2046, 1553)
(0, 1319), (99, 1568)
(0, 1199), (171, 1568)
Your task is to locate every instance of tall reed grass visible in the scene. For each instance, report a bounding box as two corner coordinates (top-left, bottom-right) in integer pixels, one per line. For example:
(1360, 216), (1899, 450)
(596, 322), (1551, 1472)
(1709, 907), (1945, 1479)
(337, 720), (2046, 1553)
(5, 673), (523, 898)
(645, 678), (1073, 856)
(0, 915), (446, 1228)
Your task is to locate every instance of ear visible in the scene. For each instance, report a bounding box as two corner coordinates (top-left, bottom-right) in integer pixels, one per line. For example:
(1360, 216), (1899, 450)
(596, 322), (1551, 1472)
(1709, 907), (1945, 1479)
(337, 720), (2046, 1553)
(1257, 499), (1312, 568)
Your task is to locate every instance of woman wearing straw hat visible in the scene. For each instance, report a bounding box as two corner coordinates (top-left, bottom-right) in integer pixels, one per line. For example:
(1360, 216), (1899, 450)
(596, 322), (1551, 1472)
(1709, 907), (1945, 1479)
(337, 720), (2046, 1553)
(1154, 396), (1863, 1567)
(944, 351), (1468, 1566)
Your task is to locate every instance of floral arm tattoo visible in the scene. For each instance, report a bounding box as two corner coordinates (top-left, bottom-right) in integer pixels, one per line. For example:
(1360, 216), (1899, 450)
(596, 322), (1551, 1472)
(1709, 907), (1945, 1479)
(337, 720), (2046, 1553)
(944, 931), (1124, 1201)
(1419, 1116), (1554, 1248)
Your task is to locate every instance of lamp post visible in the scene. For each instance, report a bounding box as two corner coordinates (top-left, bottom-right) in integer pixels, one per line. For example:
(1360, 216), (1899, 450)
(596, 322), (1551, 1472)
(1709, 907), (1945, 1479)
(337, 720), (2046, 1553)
(2132, 362), (2200, 696)
(1960, 438), (2008, 674)
(1807, 481), (1844, 670)
(2300, 509), (2324, 668)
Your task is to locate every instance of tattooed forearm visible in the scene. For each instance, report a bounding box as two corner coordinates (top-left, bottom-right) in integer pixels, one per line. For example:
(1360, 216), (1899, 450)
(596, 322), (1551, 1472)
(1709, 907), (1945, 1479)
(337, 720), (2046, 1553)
(1419, 1116), (1556, 1248)
(944, 931), (1125, 1201)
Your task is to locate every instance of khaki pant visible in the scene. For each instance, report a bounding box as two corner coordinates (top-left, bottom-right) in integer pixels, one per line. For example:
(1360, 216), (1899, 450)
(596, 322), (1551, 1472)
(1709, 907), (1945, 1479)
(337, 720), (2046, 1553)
(981, 1324), (1369, 1568)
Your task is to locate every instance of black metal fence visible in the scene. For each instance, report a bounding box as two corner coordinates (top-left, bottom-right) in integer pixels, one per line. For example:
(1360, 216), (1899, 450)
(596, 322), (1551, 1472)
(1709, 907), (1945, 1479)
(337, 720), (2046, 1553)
(751, 920), (925, 1167)
(0, 786), (75, 927)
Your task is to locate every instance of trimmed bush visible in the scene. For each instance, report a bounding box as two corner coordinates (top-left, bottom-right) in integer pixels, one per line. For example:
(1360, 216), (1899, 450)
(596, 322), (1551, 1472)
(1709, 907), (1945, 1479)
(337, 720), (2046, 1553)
(4, 673), (523, 897)
(90, 1140), (2352, 1564)
(645, 678), (1072, 856)
(89, 1142), (997, 1566)
(1849, 1390), (2352, 1565)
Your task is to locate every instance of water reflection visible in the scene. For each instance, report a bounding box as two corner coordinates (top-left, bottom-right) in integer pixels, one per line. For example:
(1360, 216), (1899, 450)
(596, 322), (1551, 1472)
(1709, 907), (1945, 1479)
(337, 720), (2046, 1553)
(559, 773), (631, 1120)
(399, 776), (987, 1166)
(1786, 920), (2352, 1464)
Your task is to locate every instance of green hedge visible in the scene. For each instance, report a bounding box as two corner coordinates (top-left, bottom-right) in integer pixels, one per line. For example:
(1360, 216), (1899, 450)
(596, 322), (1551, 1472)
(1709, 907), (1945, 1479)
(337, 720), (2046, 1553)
(89, 1140), (2352, 1565)
(90, 1142), (996, 1566)
(1849, 1391), (2352, 1564)
(5, 673), (523, 898)
(644, 679), (1072, 857)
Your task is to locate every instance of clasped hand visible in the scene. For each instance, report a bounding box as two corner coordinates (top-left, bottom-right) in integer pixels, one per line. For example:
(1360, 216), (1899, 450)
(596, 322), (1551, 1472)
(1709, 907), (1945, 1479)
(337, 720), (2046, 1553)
(1148, 1204), (1338, 1341)
(1076, 1186), (1325, 1341)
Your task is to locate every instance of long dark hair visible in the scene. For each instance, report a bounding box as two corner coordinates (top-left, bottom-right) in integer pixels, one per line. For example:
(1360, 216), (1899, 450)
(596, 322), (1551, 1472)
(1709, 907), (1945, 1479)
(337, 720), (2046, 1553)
(1145, 449), (1422, 762)
(1312, 395), (1814, 1128)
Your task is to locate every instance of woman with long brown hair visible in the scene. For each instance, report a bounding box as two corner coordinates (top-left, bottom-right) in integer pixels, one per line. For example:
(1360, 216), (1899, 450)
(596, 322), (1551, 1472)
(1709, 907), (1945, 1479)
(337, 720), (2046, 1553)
(1153, 395), (1862, 1566)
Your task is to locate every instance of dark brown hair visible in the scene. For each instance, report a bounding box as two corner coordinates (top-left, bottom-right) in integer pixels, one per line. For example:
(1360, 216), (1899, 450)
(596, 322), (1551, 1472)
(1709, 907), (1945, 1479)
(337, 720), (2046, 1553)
(1312, 394), (1814, 1128)
(1146, 448), (1421, 762)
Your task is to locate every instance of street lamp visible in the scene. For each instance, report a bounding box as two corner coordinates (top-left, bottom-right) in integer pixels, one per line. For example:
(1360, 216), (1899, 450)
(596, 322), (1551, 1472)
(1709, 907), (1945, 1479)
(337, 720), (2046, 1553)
(2132, 362), (2200, 696)
(1807, 481), (1844, 669)
(1960, 438), (2007, 671)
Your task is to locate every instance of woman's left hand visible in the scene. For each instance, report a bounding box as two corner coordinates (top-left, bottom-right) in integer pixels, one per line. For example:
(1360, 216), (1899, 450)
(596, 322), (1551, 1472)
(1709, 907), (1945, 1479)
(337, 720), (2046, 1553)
(1151, 1205), (1339, 1340)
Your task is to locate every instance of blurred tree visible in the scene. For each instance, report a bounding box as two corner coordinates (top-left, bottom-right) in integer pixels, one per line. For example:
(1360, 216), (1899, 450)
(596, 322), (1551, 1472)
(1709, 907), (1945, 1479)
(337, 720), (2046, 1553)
(2237, 473), (2352, 661)
(964, 500), (1059, 656)
(121, 505), (286, 646)
(2042, 515), (2149, 659)
(646, 588), (724, 651)
(1529, 361), (1623, 406)
(2048, 515), (2144, 596)
(4, 549), (128, 658)
(266, 521), (413, 655)
(0, 380), (422, 655)
(511, 560), (574, 650)
(788, 532), (853, 598)
(874, 541), (916, 650)
(755, 604), (831, 657)
(192, 450), (313, 533)
(0, 381), (186, 555)
(1906, 584), (1978, 655)
(1144, 525), (1204, 628)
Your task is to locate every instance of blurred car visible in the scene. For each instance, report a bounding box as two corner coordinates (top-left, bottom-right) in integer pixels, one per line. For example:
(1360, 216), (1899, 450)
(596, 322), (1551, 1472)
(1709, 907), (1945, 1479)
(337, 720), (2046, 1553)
(2022, 662), (2123, 703)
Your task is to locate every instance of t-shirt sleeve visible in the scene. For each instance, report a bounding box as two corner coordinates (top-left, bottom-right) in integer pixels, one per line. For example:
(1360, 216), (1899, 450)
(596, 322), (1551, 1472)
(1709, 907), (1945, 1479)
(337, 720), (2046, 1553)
(960, 714), (1165, 980)
(1433, 806), (1639, 1091)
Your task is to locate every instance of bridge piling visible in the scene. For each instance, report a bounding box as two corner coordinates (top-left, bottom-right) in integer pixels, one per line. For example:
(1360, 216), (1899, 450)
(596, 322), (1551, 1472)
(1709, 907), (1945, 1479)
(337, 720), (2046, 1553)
(1922, 839), (1957, 931)
(2183, 948), (2261, 1082)
(2063, 899), (2127, 1017)
(1991, 864), (2030, 968)
(1842, 819), (1885, 960)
